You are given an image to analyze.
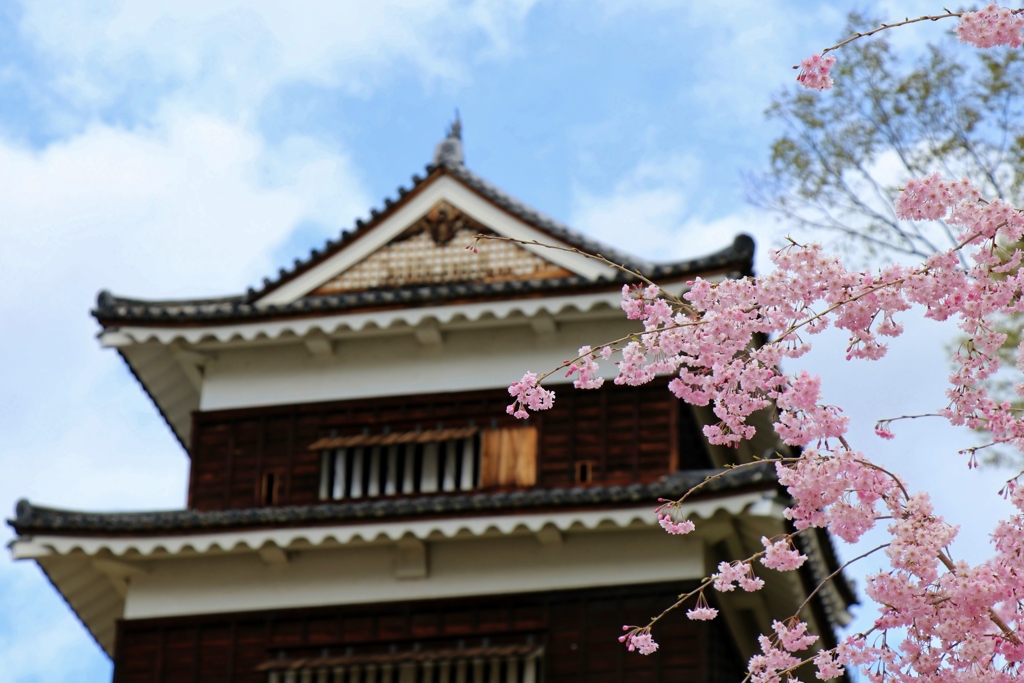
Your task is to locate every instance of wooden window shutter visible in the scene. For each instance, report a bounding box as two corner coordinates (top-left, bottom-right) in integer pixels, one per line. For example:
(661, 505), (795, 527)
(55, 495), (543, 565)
(479, 427), (538, 488)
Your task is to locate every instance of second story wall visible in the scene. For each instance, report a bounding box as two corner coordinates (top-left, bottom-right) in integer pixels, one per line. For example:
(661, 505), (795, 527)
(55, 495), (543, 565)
(188, 384), (713, 511)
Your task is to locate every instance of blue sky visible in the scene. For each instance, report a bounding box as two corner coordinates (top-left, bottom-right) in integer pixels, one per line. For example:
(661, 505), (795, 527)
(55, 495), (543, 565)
(0, 2), (1012, 681)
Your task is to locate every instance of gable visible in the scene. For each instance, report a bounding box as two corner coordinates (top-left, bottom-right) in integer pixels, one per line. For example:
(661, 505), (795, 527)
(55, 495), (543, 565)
(256, 172), (618, 306)
(311, 200), (573, 295)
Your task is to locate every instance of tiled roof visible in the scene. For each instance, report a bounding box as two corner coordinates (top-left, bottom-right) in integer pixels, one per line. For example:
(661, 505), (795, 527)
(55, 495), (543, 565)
(11, 463), (776, 536)
(244, 158), (664, 302)
(93, 233), (753, 324)
(91, 147), (755, 326)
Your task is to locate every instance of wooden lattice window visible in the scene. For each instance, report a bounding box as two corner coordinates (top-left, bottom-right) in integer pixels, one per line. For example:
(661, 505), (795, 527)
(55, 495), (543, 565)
(312, 427), (538, 501)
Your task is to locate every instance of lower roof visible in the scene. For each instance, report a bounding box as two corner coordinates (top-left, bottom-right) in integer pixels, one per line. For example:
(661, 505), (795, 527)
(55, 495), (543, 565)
(12, 464), (775, 536)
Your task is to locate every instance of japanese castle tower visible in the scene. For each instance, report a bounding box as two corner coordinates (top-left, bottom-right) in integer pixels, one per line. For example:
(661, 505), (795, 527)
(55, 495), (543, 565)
(10, 123), (854, 682)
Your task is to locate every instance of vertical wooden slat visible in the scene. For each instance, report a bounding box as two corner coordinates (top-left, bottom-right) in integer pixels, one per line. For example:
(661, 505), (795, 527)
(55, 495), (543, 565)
(402, 444), (416, 493)
(567, 394), (577, 483)
(534, 413), (545, 488)
(471, 659), (485, 683)
(505, 656), (518, 683)
(421, 442), (440, 493)
(350, 448), (364, 498)
(225, 620), (236, 683)
(154, 627), (165, 683)
(442, 440), (458, 492)
(333, 449), (347, 499)
(521, 653), (538, 683)
(223, 423), (235, 509)
(631, 392), (641, 481)
(285, 415), (295, 504)
(668, 398), (680, 473)
(367, 446), (382, 496)
(253, 417), (265, 507)
(385, 445), (399, 495)
(514, 428), (538, 487)
(190, 625), (201, 683)
(318, 452), (331, 500)
(459, 438), (475, 490)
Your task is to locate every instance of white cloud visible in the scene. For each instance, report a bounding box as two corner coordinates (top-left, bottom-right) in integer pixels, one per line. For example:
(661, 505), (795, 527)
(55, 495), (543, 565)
(0, 111), (372, 673)
(570, 155), (699, 260)
(16, 0), (540, 109)
(570, 154), (788, 271)
(0, 109), (369, 300)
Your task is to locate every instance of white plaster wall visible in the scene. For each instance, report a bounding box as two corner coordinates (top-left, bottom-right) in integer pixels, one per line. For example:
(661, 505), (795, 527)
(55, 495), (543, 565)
(198, 317), (637, 411)
(123, 528), (702, 620)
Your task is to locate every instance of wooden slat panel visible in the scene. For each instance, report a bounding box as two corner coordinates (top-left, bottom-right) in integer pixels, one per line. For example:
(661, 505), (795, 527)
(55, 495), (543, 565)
(189, 384), (702, 511)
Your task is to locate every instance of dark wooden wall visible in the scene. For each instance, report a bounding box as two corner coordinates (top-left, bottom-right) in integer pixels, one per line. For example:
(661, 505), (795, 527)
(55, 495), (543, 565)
(113, 583), (742, 683)
(189, 384), (712, 511)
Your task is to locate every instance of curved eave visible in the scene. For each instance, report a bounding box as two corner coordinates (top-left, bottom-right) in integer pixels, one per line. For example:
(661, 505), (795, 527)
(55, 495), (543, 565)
(92, 234), (755, 329)
(12, 492), (769, 559)
(11, 465), (778, 537)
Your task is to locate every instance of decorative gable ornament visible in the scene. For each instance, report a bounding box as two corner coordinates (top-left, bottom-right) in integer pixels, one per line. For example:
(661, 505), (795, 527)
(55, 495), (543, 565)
(311, 201), (572, 294)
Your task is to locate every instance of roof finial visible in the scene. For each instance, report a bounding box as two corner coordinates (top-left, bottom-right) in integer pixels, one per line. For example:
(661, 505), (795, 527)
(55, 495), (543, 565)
(447, 109), (462, 140)
(432, 109), (464, 167)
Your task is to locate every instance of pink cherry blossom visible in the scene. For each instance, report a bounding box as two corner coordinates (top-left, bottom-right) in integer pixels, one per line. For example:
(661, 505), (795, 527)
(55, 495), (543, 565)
(813, 649), (844, 680)
(619, 627), (659, 655)
(796, 52), (837, 91)
(760, 537), (807, 571)
(685, 606), (718, 621)
(772, 619), (818, 653)
(657, 512), (695, 535)
(565, 345), (605, 390)
(506, 372), (554, 419)
(497, 12), (1024, 681)
(686, 592), (719, 621)
(957, 4), (1024, 48)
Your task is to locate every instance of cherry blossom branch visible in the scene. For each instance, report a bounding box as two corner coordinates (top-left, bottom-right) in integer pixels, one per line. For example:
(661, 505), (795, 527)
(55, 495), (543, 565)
(657, 457), (797, 510)
(817, 10), (969, 56)
(470, 233), (688, 307)
(794, 543), (890, 619)
(936, 549), (1022, 645)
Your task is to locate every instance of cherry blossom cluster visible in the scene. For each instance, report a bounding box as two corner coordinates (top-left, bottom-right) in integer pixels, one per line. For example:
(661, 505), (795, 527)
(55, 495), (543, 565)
(618, 627), (659, 655)
(795, 5), (1024, 93)
(712, 560), (765, 592)
(796, 53), (837, 91)
(509, 168), (1024, 681)
(564, 344), (610, 389)
(506, 371), (554, 419)
(957, 3), (1024, 48)
(505, 8), (1024, 681)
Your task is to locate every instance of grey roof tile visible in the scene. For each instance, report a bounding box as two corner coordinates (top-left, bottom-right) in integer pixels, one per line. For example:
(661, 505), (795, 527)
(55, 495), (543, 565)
(10, 464), (776, 536)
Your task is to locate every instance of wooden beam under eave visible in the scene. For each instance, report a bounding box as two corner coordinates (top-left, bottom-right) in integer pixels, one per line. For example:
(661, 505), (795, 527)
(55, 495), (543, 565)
(303, 330), (335, 358)
(414, 321), (444, 346)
